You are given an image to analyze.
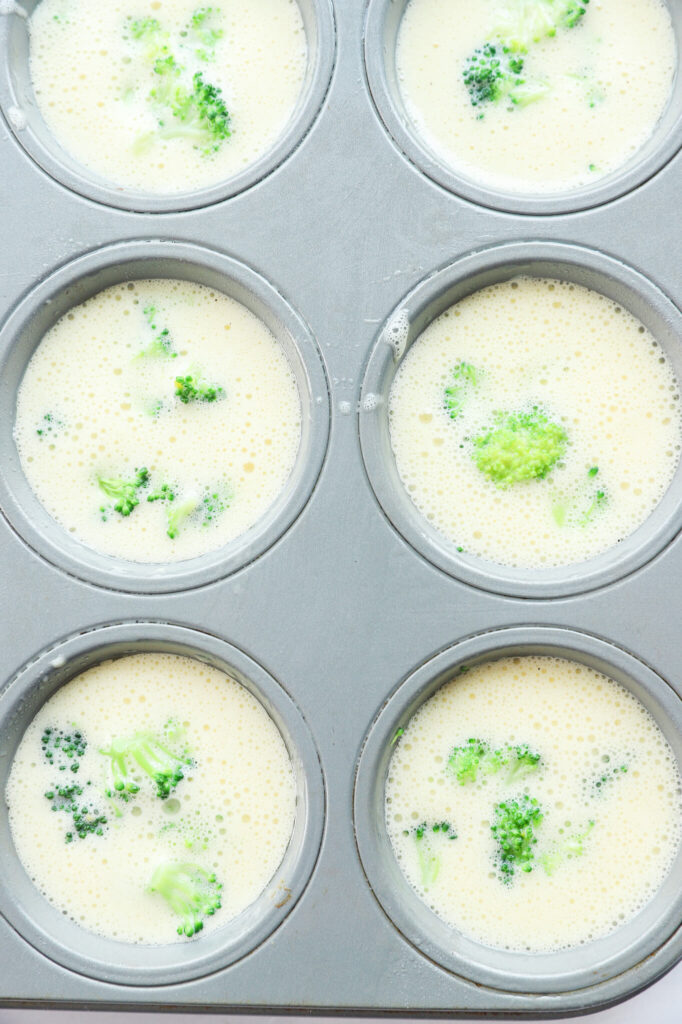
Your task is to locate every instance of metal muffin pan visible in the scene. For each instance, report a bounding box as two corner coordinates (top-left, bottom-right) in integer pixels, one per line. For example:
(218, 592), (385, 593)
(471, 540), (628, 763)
(364, 0), (682, 216)
(360, 241), (682, 599)
(0, 0), (336, 213)
(1, 0), (682, 1015)
(0, 622), (325, 987)
(0, 240), (330, 593)
(355, 627), (682, 995)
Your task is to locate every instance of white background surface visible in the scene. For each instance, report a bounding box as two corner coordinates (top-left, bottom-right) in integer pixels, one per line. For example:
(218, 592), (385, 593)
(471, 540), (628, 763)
(0, 960), (681, 1024)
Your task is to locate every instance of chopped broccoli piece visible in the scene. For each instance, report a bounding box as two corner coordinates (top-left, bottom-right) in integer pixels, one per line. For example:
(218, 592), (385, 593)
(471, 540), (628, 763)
(188, 6), (223, 61)
(505, 744), (542, 784)
(155, 71), (231, 154)
(541, 820), (594, 875)
(404, 821), (457, 887)
(147, 483), (176, 504)
(45, 781), (107, 842)
(100, 731), (191, 800)
(447, 739), (541, 785)
(174, 374), (225, 404)
(130, 17), (162, 40)
(473, 408), (567, 487)
(390, 727), (405, 746)
(492, 795), (543, 881)
(444, 362), (479, 419)
(465, 1), (590, 113)
(580, 489), (607, 526)
(166, 492), (200, 539)
(463, 43), (528, 110)
(447, 738), (498, 785)
(98, 467), (150, 517)
(129, 14), (231, 156)
(36, 412), (65, 439)
(150, 862), (222, 936)
(200, 485), (230, 526)
(137, 305), (177, 358)
(463, 43), (549, 112)
(493, 0), (590, 52)
(41, 727), (86, 774)
(164, 483), (231, 537)
(552, 467), (608, 527)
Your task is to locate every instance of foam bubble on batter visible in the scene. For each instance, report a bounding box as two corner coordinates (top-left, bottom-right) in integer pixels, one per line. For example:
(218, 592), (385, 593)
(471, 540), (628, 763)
(386, 656), (682, 952)
(388, 276), (681, 568)
(8, 106), (27, 130)
(14, 278), (302, 563)
(384, 309), (410, 361)
(397, 0), (675, 194)
(6, 652), (297, 945)
(28, 0), (308, 194)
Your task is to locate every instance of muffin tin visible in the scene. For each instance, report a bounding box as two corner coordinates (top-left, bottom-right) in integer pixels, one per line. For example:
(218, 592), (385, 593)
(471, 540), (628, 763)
(1, 0), (682, 1015)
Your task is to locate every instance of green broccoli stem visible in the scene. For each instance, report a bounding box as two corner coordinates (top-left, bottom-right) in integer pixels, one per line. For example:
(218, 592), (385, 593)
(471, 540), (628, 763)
(150, 862), (223, 937)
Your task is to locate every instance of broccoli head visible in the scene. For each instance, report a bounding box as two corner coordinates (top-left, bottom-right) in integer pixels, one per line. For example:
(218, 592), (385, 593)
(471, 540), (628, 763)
(44, 781), (108, 842)
(492, 795), (543, 881)
(100, 731), (191, 800)
(463, 43), (528, 109)
(493, 0), (590, 52)
(447, 739), (541, 785)
(150, 862), (223, 936)
(473, 408), (567, 486)
(447, 738), (498, 784)
(404, 821), (457, 887)
(174, 374), (225, 404)
(41, 727), (86, 774)
(444, 361), (479, 419)
(98, 467), (150, 517)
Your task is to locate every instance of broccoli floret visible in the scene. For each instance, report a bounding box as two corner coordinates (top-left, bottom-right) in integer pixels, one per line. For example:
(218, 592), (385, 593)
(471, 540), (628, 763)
(100, 732), (191, 800)
(166, 492), (200, 539)
(150, 862), (222, 936)
(552, 467), (608, 528)
(493, 0), (590, 52)
(505, 744), (542, 784)
(129, 16), (231, 156)
(492, 795), (543, 881)
(447, 739), (541, 785)
(174, 374), (225, 404)
(137, 305), (177, 358)
(465, 1), (589, 113)
(44, 781), (107, 842)
(163, 483), (231, 538)
(41, 727), (86, 774)
(447, 738), (500, 785)
(473, 408), (567, 487)
(444, 362), (479, 419)
(404, 821), (457, 887)
(390, 727), (405, 746)
(540, 820), (594, 875)
(580, 489), (607, 526)
(156, 71), (231, 154)
(98, 467), (150, 517)
(147, 483), (176, 504)
(201, 486), (230, 526)
(463, 44), (538, 111)
(188, 6), (223, 61)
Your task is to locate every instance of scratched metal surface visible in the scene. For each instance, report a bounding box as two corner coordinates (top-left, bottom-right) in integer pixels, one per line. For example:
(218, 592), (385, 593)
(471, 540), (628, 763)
(0, 0), (682, 1016)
